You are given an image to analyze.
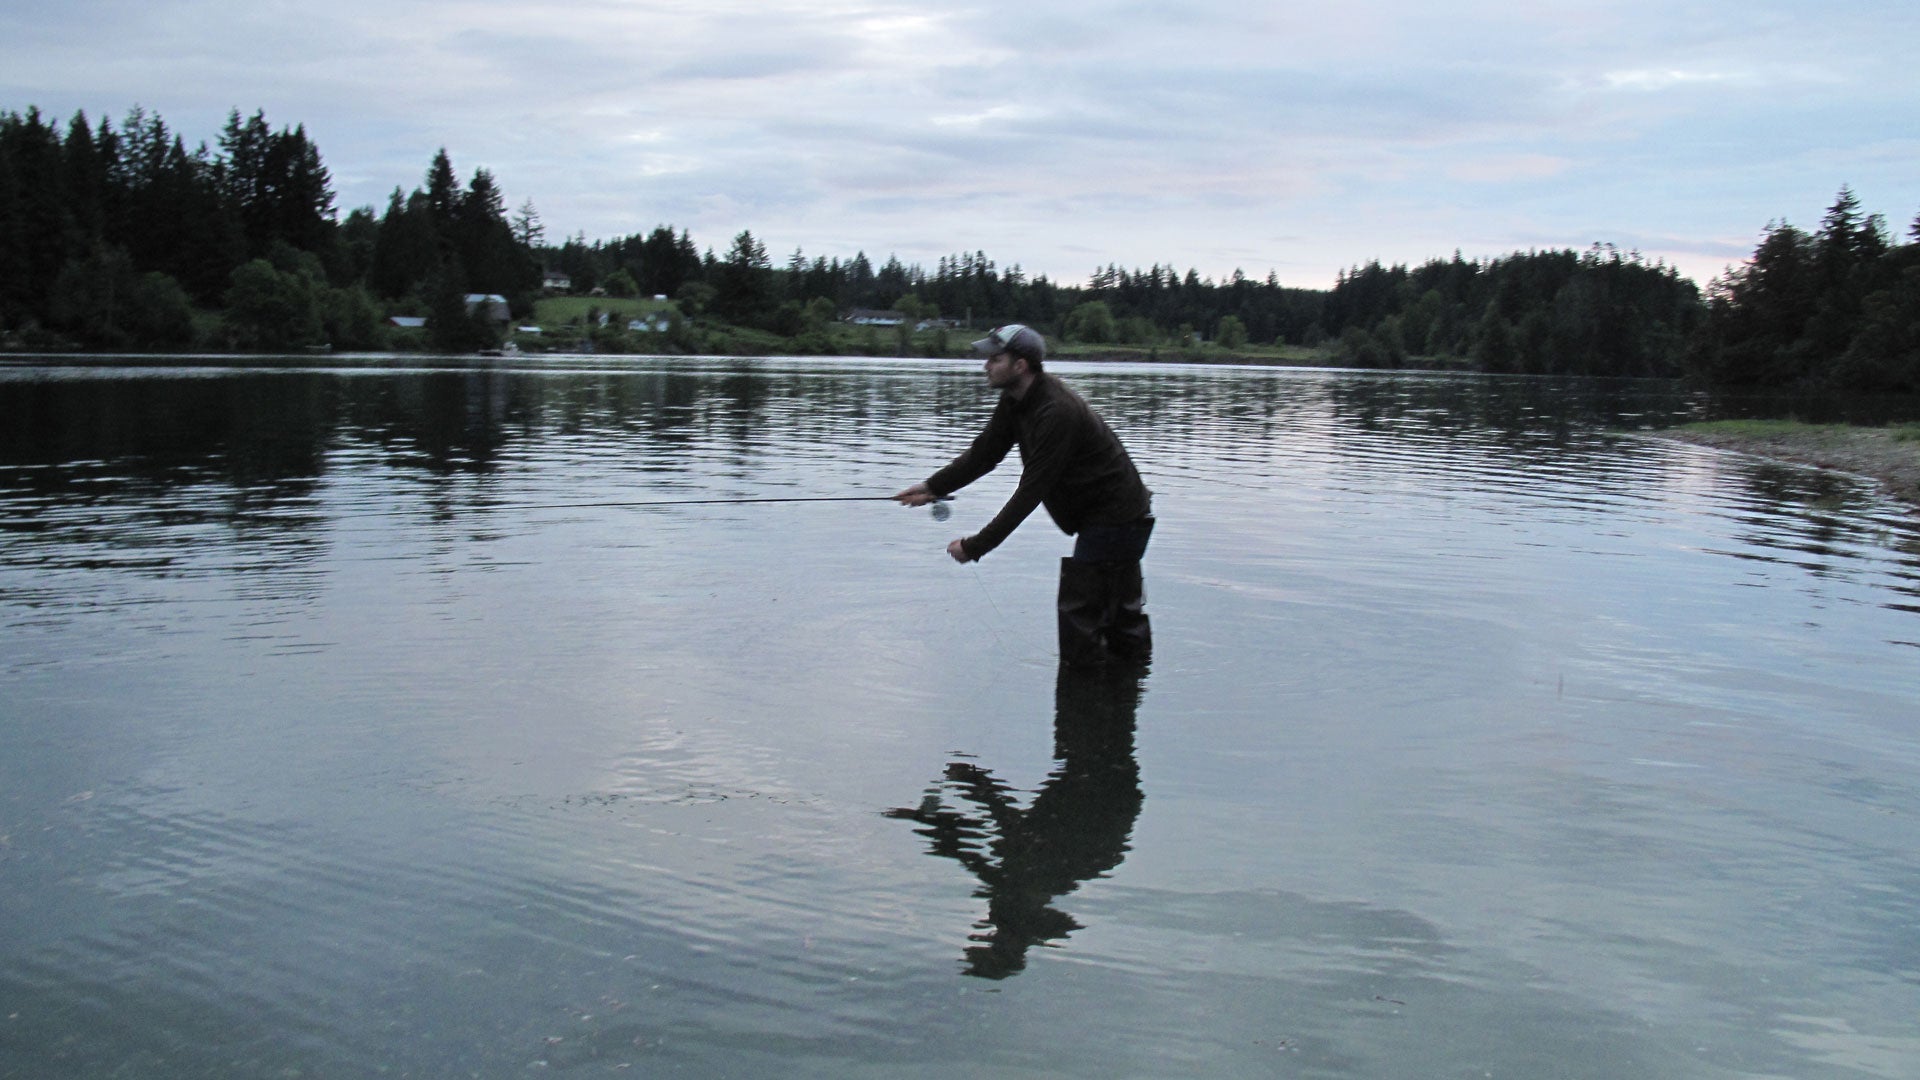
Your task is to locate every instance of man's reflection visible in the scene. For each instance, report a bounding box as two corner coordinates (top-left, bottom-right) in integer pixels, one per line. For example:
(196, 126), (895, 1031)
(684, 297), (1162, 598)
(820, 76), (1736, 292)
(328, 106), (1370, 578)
(886, 665), (1145, 979)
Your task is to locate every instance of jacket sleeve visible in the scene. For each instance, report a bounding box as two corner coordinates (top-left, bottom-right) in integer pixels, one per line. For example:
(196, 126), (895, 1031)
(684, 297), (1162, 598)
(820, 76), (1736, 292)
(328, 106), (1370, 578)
(960, 398), (1076, 559)
(925, 399), (1016, 498)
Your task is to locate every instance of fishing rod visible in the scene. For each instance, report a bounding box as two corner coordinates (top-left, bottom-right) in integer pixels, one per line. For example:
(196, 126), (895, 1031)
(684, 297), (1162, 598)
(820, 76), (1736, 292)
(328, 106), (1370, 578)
(343, 493), (955, 519)
(501, 494), (950, 511)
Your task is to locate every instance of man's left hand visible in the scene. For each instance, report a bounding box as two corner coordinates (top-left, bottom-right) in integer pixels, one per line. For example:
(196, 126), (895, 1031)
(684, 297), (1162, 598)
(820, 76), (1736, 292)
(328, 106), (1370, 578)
(946, 539), (974, 563)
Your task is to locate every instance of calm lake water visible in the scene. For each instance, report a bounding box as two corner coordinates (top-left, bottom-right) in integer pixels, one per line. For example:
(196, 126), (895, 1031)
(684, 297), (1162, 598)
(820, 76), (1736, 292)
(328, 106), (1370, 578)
(3, 355), (1917, 1078)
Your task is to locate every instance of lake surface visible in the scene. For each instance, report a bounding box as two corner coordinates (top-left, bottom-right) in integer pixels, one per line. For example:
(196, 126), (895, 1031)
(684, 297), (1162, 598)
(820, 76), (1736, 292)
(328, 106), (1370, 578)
(2, 355), (1917, 1078)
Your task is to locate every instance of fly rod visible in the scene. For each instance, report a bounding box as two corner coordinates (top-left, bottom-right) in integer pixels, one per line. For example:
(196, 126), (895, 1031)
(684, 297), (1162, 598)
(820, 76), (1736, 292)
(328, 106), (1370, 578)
(20, 495), (957, 533)
(488, 494), (950, 511)
(332, 493), (954, 518)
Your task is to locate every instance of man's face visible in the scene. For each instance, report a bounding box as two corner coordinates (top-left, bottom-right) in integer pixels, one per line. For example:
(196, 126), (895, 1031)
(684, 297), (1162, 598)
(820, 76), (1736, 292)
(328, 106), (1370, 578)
(985, 350), (1022, 388)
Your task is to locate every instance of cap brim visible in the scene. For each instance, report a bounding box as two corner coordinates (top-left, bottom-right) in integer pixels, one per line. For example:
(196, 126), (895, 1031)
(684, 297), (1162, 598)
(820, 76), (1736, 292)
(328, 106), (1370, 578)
(971, 337), (999, 354)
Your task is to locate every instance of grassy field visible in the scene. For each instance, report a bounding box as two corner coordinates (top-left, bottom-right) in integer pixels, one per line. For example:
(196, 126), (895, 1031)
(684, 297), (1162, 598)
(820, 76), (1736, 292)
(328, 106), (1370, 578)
(1050, 340), (1337, 366)
(530, 295), (678, 328)
(513, 297), (1345, 366)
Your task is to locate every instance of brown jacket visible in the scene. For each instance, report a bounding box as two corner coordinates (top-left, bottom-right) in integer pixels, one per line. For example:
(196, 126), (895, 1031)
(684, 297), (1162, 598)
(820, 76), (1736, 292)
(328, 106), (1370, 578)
(927, 373), (1151, 559)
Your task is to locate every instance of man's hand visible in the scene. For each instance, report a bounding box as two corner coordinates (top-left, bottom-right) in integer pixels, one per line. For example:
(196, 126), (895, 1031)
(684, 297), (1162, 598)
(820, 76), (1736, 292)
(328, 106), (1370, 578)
(946, 539), (974, 563)
(893, 482), (935, 507)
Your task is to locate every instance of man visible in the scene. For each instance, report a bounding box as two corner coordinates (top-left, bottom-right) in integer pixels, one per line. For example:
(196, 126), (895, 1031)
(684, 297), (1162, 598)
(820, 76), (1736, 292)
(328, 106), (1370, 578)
(894, 324), (1155, 668)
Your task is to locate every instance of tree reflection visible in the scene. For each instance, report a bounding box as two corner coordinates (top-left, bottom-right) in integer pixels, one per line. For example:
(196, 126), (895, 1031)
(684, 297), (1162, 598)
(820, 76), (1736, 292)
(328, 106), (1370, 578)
(887, 666), (1144, 979)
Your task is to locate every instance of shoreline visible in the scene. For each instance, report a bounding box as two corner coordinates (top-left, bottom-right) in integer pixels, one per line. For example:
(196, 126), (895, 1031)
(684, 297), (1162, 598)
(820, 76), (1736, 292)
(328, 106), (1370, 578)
(1652, 421), (1920, 508)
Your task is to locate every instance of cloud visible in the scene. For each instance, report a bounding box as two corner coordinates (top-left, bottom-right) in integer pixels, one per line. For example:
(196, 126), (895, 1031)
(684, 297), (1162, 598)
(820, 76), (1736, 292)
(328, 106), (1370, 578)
(3, 0), (1917, 289)
(1444, 154), (1575, 185)
(1600, 68), (1741, 92)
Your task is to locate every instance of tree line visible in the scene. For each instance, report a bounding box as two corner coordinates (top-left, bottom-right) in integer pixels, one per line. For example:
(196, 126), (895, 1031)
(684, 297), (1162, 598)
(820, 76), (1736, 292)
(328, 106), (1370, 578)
(2, 103), (1913, 391)
(0, 105), (535, 352)
(1686, 187), (1920, 394)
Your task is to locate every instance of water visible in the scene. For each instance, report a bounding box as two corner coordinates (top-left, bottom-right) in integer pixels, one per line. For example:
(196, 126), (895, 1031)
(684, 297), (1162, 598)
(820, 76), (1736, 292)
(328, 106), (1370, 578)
(2, 355), (1916, 1078)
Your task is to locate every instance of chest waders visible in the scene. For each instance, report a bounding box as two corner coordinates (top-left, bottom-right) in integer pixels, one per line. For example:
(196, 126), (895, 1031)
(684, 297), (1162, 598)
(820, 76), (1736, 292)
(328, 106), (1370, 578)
(1056, 516), (1154, 670)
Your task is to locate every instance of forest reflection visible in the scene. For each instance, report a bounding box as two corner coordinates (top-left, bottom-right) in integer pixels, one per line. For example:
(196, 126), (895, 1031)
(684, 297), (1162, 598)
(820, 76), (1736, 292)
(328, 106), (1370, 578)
(1, 360), (1713, 494)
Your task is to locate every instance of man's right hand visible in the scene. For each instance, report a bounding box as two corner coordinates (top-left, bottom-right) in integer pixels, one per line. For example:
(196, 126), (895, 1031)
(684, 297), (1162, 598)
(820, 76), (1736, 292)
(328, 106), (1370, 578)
(893, 482), (935, 506)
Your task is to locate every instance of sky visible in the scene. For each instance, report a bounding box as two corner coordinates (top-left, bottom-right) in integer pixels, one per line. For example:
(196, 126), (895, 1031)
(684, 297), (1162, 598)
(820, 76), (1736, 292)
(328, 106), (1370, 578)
(5, 0), (1917, 291)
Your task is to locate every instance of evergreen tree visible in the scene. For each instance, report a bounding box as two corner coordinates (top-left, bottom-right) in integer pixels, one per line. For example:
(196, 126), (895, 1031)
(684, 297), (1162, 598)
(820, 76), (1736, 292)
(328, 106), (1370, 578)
(1799, 186), (1891, 366)
(451, 167), (534, 302)
(268, 123), (337, 256)
(843, 252), (875, 308)
(1832, 261), (1920, 392)
(0, 123), (29, 327)
(335, 205), (380, 284)
(1688, 222), (1819, 386)
(713, 229), (772, 323)
(510, 198), (544, 248)
(425, 149), (459, 225)
(368, 188), (439, 300)
(62, 112), (107, 248)
(1, 108), (73, 319)
(1815, 186), (1888, 278)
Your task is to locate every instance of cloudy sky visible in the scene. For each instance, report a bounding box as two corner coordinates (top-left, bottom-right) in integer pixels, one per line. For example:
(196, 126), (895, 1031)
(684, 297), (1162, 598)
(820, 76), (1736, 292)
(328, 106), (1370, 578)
(5, 0), (1916, 289)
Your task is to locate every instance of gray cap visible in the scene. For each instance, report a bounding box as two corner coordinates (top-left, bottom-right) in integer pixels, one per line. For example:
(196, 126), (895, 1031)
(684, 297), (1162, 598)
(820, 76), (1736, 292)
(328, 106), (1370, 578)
(971, 324), (1045, 362)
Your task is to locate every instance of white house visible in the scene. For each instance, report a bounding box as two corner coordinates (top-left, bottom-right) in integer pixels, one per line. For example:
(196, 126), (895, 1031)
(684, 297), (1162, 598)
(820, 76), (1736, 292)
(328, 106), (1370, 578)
(845, 308), (906, 326)
(463, 294), (511, 324)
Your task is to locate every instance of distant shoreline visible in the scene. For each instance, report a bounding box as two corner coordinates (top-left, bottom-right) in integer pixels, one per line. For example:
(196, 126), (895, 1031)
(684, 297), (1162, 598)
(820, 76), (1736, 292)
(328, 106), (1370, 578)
(1652, 421), (1920, 508)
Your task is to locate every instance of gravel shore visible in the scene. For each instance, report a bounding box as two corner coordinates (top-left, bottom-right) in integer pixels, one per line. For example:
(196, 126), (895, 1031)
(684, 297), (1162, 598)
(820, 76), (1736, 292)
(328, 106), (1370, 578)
(1653, 422), (1920, 508)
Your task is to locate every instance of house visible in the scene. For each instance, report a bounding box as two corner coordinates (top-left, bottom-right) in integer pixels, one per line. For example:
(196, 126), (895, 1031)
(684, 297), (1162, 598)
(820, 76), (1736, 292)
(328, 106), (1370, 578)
(464, 294), (511, 324)
(845, 308), (906, 326)
(628, 314), (671, 333)
(542, 270), (573, 292)
(387, 316), (427, 329)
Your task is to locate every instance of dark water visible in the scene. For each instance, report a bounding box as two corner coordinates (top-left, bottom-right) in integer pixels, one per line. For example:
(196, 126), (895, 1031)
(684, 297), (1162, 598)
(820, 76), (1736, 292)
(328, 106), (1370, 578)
(2, 355), (1917, 1078)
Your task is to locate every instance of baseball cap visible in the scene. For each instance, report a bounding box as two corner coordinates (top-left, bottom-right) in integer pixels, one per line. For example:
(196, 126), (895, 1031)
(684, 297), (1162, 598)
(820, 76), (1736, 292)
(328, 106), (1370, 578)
(971, 324), (1046, 362)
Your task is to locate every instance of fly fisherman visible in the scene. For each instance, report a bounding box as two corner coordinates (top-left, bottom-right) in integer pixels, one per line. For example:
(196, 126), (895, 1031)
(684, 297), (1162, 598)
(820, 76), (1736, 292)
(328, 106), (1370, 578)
(894, 324), (1155, 668)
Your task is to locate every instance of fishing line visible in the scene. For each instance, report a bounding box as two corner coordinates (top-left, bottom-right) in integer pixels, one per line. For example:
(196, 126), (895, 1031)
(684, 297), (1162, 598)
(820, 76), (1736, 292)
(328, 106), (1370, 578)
(962, 562), (1053, 668)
